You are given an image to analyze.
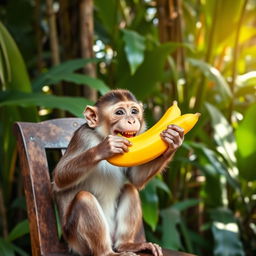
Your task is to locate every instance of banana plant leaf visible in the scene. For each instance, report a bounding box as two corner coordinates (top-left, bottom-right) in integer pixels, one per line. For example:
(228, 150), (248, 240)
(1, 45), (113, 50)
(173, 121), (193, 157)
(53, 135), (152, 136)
(94, 0), (118, 38)
(118, 43), (178, 100)
(235, 103), (256, 181)
(32, 58), (110, 95)
(0, 238), (28, 256)
(189, 59), (232, 106)
(7, 220), (29, 242)
(0, 91), (93, 117)
(140, 178), (170, 231)
(210, 207), (245, 256)
(122, 29), (146, 75)
(205, 0), (244, 49)
(235, 71), (256, 98)
(160, 207), (182, 250)
(160, 199), (199, 251)
(205, 103), (238, 177)
(185, 141), (239, 190)
(0, 22), (38, 200)
(0, 22), (31, 92)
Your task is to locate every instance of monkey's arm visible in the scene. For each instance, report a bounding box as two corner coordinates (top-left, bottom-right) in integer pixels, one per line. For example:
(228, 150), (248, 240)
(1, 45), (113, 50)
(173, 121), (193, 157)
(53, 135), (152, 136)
(53, 127), (102, 190)
(127, 125), (184, 189)
(53, 126), (131, 191)
(127, 151), (174, 190)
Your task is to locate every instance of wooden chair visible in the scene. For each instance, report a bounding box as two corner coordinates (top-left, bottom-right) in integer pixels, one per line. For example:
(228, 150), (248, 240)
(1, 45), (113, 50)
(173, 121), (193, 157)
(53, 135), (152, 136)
(14, 118), (195, 256)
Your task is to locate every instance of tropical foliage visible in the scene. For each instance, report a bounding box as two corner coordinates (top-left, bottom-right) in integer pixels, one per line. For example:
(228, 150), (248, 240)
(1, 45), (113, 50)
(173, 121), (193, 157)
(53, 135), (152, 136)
(0, 0), (256, 255)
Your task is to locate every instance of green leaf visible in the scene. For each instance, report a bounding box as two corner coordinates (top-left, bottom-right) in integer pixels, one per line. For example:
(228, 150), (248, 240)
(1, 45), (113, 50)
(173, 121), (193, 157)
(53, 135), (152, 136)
(140, 181), (159, 231)
(94, 0), (118, 36)
(7, 219), (29, 242)
(235, 71), (256, 97)
(46, 58), (98, 75)
(183, 142), (227, 207)
(0, 22), (38, 199)
(0, 91), (93, 117)
(152, 178), (171, 195)
(0, 237), (29, 256)
(32, 58), (100, 91)
(235, 103), (256, 181)
(206, 0), (244, 47)
(186, 142), (239, 190)
(160, 208), (182, 250)
(122, 29), (146, 75)
(189, 58), (232, 105)
(187, 230), (211, 250)
(11, 196), (27, 211)
(0, 238), (15, 256)
(119, 43), (178, 99)
(11, 244), (29, 256)
(210, 208), (245, 256)
(179, 219), (194, 253)
(0, 29), (11, 86)
(54, 204), (62, 239)
(0, 22), (31, 92)
(212, 226), (245, 256)
(206, 103), (238, 176)
(0, 22), (37, 118)
(172, 199), (200, 211)
(49, 73), (109, 95)
(237, 71), (256, 87)
(140, 178), (170, 230)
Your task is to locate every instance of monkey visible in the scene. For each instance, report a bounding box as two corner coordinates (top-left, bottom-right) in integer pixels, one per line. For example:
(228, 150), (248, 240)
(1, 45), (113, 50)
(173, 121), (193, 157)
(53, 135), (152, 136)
(52, 89), (184, 256)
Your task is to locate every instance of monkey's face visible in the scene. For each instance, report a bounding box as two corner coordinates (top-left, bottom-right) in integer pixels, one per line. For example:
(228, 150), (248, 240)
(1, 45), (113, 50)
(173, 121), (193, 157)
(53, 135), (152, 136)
(101, 101), (144, 138)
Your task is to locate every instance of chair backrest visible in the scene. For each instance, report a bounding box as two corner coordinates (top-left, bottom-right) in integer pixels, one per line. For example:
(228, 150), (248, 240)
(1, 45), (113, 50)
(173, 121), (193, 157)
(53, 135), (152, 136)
(14, 118), (86, 256)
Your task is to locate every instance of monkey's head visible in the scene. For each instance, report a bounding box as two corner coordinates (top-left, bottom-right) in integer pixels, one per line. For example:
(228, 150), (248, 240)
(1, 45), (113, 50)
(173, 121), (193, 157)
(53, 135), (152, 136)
(84, 89), (145, 138)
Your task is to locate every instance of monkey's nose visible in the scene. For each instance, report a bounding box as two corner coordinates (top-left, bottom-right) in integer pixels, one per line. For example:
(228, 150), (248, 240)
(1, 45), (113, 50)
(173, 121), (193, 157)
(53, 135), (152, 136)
(128, 118), (135, 124)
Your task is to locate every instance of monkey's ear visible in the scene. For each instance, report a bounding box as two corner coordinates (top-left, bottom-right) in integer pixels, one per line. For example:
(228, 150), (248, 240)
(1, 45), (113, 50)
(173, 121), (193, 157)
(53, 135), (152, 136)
(83, 106), (99, 128)
(139, 102), (144, 112)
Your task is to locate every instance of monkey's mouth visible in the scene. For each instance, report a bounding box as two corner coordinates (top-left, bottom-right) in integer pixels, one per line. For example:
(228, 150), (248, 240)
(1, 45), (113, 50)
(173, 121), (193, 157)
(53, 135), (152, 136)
(115, 130), (137, 138)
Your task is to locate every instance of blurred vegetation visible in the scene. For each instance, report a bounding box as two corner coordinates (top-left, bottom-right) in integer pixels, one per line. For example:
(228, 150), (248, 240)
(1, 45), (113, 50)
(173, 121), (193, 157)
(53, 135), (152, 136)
(0, 0), (256, 255)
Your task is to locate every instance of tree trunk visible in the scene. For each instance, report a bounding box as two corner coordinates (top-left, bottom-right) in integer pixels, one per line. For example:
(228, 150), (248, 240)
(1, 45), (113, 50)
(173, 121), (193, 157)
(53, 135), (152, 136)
(157, 0), (187, 105)
(157, 0), (185, 68)
(46, 0), (60, 66)
(34, 0), (44, 73)
(46, 0), (63, 116)
(79, 0), (97, 101)
(59, 0), (72, 60)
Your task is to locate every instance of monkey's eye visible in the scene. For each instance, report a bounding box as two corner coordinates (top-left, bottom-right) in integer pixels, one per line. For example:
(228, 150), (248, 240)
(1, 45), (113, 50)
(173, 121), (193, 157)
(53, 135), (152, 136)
(115, 109), (125, 115)
(131, 108), (139, 115)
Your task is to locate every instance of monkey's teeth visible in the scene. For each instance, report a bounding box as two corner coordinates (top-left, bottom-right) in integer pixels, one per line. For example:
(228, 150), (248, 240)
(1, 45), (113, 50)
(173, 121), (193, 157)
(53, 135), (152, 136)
(115, 131), (136, 137)
(121, 131), (136, 137)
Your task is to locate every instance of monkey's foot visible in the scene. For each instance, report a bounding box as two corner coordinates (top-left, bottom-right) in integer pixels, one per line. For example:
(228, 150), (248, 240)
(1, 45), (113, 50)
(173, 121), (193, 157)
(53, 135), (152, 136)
(116, 242), (163, 256)
(106, 252), (137, 256)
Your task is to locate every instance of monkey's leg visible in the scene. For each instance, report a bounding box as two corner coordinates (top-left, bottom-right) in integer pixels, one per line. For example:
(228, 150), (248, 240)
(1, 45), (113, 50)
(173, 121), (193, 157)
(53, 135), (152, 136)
(114, 184), (163, 256)
(63, 191), (135, 256)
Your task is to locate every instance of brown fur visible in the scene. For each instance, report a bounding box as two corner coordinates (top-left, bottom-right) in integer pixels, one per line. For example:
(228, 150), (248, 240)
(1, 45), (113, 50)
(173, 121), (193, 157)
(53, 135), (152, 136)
(64, 191), (113, 256)
(95, 89), (140, 108)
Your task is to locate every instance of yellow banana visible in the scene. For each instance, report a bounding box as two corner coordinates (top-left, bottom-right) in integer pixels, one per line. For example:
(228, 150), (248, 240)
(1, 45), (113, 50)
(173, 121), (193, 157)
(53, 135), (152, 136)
(140, 101), (181, 136)
(107, 103), (200, 167)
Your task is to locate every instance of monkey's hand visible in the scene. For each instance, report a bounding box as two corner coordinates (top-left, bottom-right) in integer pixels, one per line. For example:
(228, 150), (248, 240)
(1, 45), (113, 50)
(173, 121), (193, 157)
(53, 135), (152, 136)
(96, 135), (132, 161)
(160, 124), (184, 158)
